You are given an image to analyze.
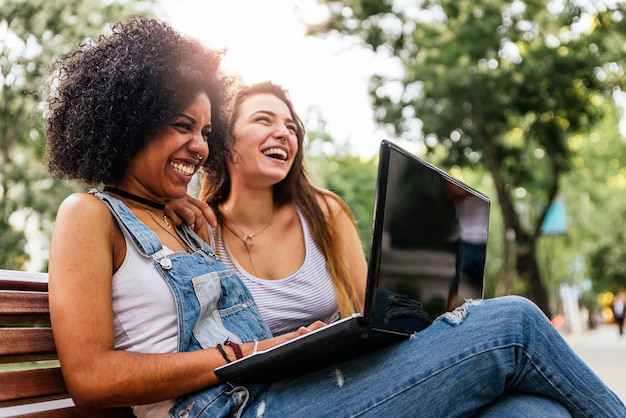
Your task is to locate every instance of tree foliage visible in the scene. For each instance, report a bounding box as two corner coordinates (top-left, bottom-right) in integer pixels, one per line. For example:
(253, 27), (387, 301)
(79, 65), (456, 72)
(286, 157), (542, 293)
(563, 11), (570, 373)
(565, 112), (626, 293)
(308, 0), (626, 315)
(0, 0), (154, 270)
(305, 126), (378, 249)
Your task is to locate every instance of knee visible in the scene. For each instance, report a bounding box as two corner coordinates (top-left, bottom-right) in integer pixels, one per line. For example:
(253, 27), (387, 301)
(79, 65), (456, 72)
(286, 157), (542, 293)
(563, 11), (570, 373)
(500, 294), (533, 304)
(492, 295), (540, 312)
(486, 295), (549, 325)
(438, 296), (548, 332)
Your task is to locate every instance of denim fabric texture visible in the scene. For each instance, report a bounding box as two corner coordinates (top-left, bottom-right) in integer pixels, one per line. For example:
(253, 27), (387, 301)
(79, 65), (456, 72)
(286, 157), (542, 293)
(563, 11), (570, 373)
(245, 296), (624, 418)
(475, 393), (572, 417)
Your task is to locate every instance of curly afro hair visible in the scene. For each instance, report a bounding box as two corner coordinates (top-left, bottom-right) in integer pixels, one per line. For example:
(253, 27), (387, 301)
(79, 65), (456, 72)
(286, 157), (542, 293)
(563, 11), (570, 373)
(45, 17), (234, 186)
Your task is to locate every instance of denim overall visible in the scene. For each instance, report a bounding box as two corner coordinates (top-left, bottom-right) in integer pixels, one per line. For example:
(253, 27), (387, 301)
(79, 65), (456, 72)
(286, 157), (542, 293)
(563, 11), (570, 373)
(93, 191), (272, 417)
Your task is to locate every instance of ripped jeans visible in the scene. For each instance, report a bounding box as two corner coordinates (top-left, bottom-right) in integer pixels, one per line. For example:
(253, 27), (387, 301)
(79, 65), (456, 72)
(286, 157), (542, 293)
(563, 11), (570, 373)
(236, 296), (624, 418)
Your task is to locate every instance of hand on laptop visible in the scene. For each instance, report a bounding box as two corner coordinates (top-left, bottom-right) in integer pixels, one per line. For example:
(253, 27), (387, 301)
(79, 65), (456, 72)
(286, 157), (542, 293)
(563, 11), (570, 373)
(292, 320), (327, 337)
(254, 320), (327, 353)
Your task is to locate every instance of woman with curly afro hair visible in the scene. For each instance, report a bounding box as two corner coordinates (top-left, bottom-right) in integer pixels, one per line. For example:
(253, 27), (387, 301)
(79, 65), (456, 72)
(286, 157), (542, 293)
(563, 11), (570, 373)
(45, 17), (625, 418)
(45, 18), (232, 186)
(46, 17), (315, 416)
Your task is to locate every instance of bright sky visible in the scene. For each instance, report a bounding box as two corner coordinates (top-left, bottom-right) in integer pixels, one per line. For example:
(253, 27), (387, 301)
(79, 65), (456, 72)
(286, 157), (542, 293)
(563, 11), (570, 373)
(155, 0), (399, 158)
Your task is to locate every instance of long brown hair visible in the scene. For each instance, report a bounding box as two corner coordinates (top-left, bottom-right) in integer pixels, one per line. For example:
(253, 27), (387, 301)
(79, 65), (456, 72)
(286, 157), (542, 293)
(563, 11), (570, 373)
(201, 81), (361, 317)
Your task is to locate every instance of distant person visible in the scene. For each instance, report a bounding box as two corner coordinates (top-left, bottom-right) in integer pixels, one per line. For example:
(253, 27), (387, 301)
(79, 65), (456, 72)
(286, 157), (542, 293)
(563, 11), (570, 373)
(445, 182), (489, 311)
(613, 291), (625, 337)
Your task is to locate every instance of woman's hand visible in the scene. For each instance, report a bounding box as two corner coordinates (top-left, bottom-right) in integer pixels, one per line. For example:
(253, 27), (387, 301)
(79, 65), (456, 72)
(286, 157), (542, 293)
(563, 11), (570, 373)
(164, 194), (216, 240)
(291, 321), (327, 337)
(253, 321), (327, 354)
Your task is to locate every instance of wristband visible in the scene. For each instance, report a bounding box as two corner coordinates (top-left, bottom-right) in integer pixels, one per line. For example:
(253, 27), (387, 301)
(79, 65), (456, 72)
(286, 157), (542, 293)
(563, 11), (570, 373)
(224, 339), (243, 360)
(252, 340), (259, 355)
(216, 344), (231, 363)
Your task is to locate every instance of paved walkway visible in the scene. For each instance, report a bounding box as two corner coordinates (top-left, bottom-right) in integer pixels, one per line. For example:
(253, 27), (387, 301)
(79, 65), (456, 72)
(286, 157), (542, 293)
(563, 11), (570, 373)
(564, 323), (626, 402)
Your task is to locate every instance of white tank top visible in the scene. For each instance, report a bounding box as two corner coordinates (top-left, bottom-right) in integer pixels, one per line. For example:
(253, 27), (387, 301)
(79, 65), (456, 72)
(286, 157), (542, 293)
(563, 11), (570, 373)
(213, 209), (340, 335)
(112, 228), (177, 417)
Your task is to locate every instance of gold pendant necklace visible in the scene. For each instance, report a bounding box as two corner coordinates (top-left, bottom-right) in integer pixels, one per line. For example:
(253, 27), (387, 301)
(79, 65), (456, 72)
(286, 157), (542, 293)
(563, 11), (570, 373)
(222, 205), (274, 248)
(126, 201), (192, 254)
(219, 222), (261, 277)
(220, 206), (275, 278)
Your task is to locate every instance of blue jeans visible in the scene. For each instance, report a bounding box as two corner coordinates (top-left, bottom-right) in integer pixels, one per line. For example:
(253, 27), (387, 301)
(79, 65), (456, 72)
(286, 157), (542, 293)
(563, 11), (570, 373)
(241, 296), (624, 417)
(476, 393), (572, 417)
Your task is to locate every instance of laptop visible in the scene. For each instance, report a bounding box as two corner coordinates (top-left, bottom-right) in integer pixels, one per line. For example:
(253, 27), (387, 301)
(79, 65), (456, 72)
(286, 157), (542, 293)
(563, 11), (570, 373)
(214, 139), (490, 383)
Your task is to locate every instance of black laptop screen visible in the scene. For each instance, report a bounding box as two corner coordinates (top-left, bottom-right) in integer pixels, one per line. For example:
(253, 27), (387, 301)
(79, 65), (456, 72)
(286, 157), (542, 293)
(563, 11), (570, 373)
(364, 140), (490, 320)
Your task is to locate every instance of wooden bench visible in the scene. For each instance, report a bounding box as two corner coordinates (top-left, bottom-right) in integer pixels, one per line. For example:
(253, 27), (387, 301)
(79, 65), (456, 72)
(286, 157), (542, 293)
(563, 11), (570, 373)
(0, 269), (134, 417)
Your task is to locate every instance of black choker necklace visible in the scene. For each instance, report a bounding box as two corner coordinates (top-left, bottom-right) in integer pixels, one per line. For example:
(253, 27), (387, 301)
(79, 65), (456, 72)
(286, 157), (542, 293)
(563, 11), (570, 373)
(103, 186), (165, 211)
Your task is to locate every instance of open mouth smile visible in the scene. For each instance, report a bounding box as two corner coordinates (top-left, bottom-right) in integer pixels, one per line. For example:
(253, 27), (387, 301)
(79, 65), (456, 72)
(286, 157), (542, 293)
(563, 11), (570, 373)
(262, 147), (288, 161)
(170, 160), (196, 176)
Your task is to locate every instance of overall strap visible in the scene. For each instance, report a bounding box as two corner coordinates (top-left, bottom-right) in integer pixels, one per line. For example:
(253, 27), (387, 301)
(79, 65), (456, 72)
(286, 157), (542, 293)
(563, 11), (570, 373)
(90, 189), (163, 256)
(91, 189), (219, 259)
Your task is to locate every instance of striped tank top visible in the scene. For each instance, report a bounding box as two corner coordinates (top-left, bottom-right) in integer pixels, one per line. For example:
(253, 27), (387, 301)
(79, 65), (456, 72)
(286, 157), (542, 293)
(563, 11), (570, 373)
(212, 209), (340, 335)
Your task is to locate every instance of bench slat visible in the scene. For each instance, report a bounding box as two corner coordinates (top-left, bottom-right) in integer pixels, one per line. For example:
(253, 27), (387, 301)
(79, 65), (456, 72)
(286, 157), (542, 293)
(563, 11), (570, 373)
(0, 328), (56, 356)
(0, 289), (51, 326)
(0, 271), (136, 417)
(0, 368), (67, 404)
(0, 290), (50, 314)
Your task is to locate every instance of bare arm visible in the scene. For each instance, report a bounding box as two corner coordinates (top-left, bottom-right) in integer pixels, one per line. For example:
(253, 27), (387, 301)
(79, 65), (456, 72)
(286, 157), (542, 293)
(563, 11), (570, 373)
(49, 193), (321, 408)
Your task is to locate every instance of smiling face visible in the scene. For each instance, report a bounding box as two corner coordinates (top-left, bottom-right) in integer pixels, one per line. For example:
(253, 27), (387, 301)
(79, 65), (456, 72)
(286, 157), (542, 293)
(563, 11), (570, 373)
(229, 93), (298, 189)
(120, 92), (212, 202)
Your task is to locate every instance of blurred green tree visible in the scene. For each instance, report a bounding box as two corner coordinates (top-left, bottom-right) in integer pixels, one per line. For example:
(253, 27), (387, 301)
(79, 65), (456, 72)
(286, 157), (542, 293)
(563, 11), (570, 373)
(533, 105), (626, 316)
(0, 0), (154, 270)
(308, 0), (626, 316)
(305, 122), (379, 249)
(566, 112), (626, 293)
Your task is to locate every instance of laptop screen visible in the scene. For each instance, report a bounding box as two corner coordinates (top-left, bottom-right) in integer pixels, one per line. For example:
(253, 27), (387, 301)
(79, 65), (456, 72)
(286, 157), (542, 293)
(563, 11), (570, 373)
(364, 140), (490, 320)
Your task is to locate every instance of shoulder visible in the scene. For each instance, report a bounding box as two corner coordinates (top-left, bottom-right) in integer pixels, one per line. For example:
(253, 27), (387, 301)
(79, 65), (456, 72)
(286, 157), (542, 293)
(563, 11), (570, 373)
(313, 188), (353, 221)
(53, 192), (125, 266)
(56, 192), (119, 235)
(58, 192), (110, 217)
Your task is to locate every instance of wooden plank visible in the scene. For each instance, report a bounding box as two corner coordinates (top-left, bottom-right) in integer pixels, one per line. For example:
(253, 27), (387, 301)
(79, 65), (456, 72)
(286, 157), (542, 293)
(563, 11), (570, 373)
(0, 328), (56, 356)
(0, 271), (134, 417)
(0, 368), (67, 404)
(0, 272), (51, 327)
(0, 290), (49, 315)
